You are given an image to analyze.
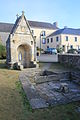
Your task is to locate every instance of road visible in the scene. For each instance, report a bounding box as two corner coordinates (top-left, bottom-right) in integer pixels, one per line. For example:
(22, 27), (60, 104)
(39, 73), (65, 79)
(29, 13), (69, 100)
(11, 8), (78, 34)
(37, 54), (58, 62)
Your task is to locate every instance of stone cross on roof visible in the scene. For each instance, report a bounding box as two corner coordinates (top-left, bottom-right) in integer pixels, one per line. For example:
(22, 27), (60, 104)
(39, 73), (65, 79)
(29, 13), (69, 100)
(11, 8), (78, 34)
(22, 11), (25, 16)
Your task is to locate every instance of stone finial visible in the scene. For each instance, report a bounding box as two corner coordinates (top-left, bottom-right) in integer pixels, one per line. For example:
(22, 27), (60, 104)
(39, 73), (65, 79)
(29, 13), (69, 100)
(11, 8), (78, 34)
(34, 36), (36, 43)
(16, 14), (19, 19)
(34, 36), (36, 39)
(22, 11), (25, 16)
(53, 22), (58, 27)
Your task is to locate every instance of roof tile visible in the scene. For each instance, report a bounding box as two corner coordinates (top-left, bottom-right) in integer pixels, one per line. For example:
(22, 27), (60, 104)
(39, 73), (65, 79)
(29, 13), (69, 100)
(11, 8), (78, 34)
(47, 28), (80, 37)
(0, 19), (58, 33)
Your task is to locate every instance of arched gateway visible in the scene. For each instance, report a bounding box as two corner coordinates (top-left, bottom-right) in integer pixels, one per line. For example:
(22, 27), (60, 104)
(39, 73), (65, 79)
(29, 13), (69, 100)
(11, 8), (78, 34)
(6, 12), (36, 69)
(17, 44), (31, 68)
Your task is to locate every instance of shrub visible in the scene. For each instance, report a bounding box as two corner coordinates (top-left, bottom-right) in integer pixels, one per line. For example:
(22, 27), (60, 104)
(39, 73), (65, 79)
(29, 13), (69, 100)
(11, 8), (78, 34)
(57, 47), (63, 53)
(0, 44), (6, 59)
(67, 49), (78, 54)
(37, 47), (43, 51)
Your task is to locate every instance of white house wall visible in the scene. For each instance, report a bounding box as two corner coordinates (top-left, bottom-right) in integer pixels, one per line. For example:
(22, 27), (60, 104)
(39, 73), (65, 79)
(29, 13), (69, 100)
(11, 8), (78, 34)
(31, 27), (56, 50)
(46, 35), (61, 50)
(61, 34), (80, 52)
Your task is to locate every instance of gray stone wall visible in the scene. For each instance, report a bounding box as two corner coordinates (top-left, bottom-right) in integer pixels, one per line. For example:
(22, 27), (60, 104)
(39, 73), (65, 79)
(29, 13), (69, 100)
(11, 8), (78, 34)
(0, 32), (10, 46)
(34, 71), (70, 84)
(58, 54), (80, 69)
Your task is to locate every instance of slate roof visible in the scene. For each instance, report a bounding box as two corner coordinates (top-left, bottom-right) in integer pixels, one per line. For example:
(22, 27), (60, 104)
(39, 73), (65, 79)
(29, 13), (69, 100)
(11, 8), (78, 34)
(0, 19), (58, 33)
(47, 28), (80, 37)
(0, 22), (14, 32)
(28, 20), (58, 29)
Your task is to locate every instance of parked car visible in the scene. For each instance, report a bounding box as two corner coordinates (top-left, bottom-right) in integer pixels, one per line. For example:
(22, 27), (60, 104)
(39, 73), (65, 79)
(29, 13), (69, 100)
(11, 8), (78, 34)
(45, 48), (57, 54)
(67, 49), (78, 54)
(77, 49), (80, 54)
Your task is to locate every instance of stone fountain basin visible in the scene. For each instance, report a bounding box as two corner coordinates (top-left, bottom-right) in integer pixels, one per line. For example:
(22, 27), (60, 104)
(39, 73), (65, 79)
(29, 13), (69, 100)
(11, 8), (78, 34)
(19, 69), (80, 109)
(34, 70), (70, 84)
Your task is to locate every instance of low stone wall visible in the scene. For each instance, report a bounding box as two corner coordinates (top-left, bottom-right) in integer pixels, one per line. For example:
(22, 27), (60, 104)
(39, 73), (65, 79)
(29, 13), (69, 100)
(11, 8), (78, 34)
(37, 54), (58, 62)
(71, 71), (80, 85)
(34, 72), (70, 84)
(58, 54), (80, 69)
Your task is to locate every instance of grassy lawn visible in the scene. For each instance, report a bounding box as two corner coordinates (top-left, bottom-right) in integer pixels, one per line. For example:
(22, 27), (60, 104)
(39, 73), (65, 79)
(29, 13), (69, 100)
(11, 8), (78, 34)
(0, 60), (80, 120)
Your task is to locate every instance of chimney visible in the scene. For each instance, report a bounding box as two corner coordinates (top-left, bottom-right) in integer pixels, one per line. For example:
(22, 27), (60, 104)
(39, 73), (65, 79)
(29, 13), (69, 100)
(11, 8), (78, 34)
(53, 22), (58, 28)
(64, 26), (67, 28)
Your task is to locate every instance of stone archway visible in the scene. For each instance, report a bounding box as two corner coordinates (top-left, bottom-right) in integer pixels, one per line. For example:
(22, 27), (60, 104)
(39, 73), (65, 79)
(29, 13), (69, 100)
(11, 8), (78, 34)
(17, 44), (31, 68)
(6, 12), (37, 69)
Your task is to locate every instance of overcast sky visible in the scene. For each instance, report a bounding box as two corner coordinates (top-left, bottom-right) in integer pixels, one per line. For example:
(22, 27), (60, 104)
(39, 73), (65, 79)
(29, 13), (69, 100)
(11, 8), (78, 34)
(0, 0), (80, 28)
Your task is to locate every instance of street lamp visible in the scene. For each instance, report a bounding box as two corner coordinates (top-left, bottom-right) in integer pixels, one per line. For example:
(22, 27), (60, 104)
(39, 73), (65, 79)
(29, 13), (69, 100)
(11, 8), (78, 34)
(34, 36), (36, 61)
(40, 31), (46, 55)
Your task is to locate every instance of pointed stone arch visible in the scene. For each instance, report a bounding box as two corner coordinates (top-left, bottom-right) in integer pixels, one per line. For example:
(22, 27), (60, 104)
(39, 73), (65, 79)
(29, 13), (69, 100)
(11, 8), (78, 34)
(17, 44), (32, 68)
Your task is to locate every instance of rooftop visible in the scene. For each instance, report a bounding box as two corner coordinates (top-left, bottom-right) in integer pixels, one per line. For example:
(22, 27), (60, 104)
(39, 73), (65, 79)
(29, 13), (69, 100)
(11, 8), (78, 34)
(0, 22), (13, 32)
(47, 28), (80, 37)
(28, 20), (58, 29)
(0, 19), (58, 33)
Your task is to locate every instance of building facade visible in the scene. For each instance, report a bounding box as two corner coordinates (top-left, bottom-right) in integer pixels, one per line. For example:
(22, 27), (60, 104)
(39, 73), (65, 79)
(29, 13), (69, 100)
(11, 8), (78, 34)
(46, 28), (80, 52)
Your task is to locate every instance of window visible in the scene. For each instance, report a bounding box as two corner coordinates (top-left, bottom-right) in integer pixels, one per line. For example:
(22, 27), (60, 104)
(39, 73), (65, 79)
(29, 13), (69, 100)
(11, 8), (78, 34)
(77, 45), (80, 50)
(62, 45), (65, 51)
(51, 38), (53, 43)
(42, 38), (46, 44)
(75, 37), (77, 42)
(62, 45), (65, 48)
(56, 36), (59, 42)
(47, 46), (49, 48)
(70, 45), (73, 49)
(47, 39), (49, 43)
(41, 31), (46, 36)
(66, 36), (68, 41)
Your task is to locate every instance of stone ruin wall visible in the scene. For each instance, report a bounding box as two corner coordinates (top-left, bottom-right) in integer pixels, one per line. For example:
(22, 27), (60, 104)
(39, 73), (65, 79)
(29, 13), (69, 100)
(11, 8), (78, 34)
(58, 54), (80, 69)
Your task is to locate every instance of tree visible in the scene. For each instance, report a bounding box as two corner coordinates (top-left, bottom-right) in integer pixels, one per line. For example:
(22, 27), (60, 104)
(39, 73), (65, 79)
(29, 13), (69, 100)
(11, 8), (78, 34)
(0, 44), (6, 59)
(56, 46), (63, 53)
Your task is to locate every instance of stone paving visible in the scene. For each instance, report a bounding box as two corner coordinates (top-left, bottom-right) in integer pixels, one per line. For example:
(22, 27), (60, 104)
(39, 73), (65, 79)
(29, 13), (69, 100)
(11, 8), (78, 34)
(19, 68), (80, 109)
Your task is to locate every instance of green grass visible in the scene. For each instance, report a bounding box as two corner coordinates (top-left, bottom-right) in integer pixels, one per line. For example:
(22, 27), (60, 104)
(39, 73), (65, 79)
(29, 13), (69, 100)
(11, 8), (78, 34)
(0, 60), (80, 120)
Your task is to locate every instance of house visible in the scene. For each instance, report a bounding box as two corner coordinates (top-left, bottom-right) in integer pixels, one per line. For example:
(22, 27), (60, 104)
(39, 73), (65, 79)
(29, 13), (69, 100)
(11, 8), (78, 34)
(46, 28), (80, 52)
